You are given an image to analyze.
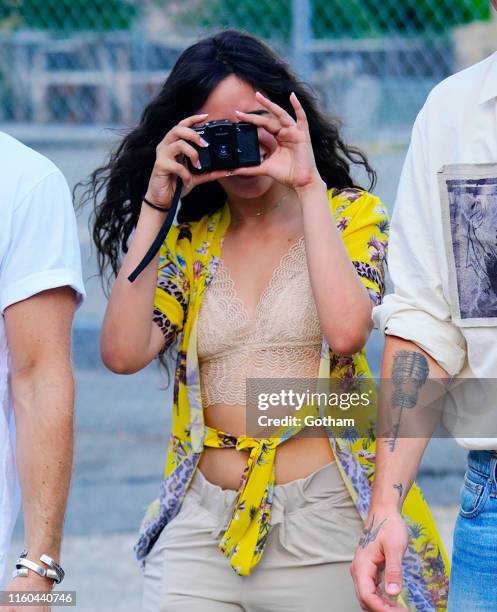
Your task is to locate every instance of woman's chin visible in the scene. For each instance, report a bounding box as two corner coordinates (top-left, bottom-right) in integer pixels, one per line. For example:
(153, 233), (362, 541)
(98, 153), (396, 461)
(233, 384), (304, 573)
(222, 175), (273, 199)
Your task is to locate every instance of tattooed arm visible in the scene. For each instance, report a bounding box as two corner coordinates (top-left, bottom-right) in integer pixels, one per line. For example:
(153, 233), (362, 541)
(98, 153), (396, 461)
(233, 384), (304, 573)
(350, 335), (448, 611)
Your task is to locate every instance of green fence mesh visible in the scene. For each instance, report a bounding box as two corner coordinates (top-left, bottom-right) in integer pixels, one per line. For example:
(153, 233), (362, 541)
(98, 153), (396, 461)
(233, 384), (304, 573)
(0, 0), (494, 133)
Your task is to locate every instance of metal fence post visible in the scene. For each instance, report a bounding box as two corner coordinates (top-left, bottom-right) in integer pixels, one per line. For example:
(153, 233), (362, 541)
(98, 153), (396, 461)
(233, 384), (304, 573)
(291, 0), (313, 78)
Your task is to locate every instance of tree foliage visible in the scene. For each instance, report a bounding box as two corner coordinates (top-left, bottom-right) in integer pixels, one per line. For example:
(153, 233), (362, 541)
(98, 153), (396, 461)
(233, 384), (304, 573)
(188, 0), (491, 40)
(0, 0), (138, 32)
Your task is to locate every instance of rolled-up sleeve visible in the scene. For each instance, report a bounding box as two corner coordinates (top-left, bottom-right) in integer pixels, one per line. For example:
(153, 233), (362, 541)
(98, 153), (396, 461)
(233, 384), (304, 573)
(372, 106), (467, 376)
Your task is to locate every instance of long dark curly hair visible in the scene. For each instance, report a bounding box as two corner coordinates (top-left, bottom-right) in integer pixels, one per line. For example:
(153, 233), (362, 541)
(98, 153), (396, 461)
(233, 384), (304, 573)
(76, 28), (376, 291)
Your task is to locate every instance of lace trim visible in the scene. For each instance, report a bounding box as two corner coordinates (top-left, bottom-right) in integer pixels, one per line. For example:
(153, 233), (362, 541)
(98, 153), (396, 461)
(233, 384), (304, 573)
(213, 235), (306, 322)
(200, 345), (323, 406)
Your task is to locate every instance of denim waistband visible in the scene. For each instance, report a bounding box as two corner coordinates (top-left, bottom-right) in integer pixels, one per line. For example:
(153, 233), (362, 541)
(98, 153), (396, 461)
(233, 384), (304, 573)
(467, 449), (497, 477)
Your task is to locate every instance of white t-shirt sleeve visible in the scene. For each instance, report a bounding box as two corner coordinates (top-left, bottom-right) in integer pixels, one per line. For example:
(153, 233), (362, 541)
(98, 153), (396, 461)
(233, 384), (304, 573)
(0, 169), (86, 313)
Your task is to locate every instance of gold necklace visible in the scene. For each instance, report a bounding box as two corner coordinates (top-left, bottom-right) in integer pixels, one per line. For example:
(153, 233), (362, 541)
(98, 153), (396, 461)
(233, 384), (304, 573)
(230, 189), (292, 222)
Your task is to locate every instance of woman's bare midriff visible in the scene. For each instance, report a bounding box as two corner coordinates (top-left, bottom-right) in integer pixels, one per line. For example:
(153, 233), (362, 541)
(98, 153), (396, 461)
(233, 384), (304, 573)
(197, 402), (336, 490)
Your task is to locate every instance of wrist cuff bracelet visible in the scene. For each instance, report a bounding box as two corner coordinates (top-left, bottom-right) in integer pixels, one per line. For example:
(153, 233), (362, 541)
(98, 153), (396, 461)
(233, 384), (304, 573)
(15, 557), (48, 579)
(13, 549), (65, 584)
(40, 554), (65, 584)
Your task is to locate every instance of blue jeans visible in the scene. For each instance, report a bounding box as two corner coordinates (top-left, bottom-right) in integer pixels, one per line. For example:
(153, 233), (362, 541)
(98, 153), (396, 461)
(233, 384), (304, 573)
(448, 450), (497, 611)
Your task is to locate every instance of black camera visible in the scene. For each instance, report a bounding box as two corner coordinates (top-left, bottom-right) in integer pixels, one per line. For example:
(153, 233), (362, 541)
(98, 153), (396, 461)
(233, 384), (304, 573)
(191, 120), (260, 172)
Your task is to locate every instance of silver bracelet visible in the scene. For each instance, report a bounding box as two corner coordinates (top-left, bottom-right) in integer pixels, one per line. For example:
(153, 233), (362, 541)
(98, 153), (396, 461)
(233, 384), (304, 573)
(13, 549), (65, 584)
(12, 566), (58, 582)
(14, 557), (48, 579)
(40, 554), (65, 584)
(12, 567), (29, 578)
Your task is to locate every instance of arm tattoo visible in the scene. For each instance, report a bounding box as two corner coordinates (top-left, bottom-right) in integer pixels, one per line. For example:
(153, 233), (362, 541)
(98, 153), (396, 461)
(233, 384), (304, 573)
(388, 350), (429, 451)
(392, 351), (430, 409)
(393, 482), (404, 499)
(359, 514), (387, 549)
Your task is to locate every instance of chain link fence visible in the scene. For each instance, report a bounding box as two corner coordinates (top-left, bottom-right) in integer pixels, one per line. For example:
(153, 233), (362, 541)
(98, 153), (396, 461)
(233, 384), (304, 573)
(0, 0), (495, 135)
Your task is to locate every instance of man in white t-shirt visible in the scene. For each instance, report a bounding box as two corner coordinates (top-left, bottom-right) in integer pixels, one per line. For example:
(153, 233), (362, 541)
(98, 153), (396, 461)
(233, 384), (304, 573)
(0, 131), (85, 602)
(351, 4), (497, 610)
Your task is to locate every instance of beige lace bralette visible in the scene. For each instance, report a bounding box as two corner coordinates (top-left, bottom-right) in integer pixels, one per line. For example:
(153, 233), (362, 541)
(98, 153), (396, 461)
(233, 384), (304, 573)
(197, 236), (323, 407)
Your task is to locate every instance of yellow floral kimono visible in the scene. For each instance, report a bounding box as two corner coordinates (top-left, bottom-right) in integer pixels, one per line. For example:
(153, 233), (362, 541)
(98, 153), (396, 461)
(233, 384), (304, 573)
(134, 187), (450, 611)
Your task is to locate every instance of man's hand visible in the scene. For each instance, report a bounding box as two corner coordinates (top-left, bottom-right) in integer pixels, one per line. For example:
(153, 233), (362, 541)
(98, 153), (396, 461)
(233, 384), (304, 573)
(5, 574), (52, 612)
(350, 510), (409, 611)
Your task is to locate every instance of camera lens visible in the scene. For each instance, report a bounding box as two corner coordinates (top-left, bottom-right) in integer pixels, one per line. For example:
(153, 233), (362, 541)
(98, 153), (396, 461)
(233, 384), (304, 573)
(216, 143), (230, 158)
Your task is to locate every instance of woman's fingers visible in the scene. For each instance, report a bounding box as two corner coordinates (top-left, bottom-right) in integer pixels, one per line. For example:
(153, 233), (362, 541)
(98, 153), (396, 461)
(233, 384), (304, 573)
(155, 157), (192, 186)
(234, 110), (281, 135)
(192, 167), (242, 186)
(169, 139), (202, 169)
(177, 113), (209, 127)
(289, 92), (308, 128)
(255, 91), (295, 127)
(163, 125), (209, 149)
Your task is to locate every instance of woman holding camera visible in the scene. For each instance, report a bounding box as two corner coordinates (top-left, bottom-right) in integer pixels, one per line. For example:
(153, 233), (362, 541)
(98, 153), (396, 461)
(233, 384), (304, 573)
(82, 29), (448, 611)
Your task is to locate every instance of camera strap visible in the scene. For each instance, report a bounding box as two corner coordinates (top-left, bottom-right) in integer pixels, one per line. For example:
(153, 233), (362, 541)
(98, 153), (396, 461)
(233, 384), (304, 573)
(128, 176), (183, 283)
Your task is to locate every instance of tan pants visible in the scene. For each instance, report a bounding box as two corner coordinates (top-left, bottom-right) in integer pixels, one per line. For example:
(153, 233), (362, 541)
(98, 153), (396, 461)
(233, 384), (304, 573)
(142, 460), (364, 611)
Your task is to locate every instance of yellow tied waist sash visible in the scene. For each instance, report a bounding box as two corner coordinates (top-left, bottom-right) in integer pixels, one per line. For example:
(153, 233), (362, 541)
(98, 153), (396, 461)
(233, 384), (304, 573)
(203, 425), (284, 576)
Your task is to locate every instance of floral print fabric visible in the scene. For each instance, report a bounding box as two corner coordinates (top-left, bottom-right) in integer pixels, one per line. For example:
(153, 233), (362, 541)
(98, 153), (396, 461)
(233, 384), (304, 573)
(134, 188), (449, 610)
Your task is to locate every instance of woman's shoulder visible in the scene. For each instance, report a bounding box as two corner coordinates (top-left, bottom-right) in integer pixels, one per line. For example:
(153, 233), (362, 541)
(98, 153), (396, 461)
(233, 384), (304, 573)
(327, 187), (389, 230)
(328, 186), (382, 210)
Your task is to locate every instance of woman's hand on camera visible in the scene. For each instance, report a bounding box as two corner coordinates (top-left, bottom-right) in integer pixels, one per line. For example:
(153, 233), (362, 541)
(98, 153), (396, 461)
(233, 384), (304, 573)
(144, 113), (230, 206)
(232, 91), (324, 192)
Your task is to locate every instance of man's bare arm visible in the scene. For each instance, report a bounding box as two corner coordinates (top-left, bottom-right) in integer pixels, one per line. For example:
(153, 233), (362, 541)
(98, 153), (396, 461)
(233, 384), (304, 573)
(4, 286), (76, 591)
(350, 334), (448, 611)
(371, 335), (448, 514)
